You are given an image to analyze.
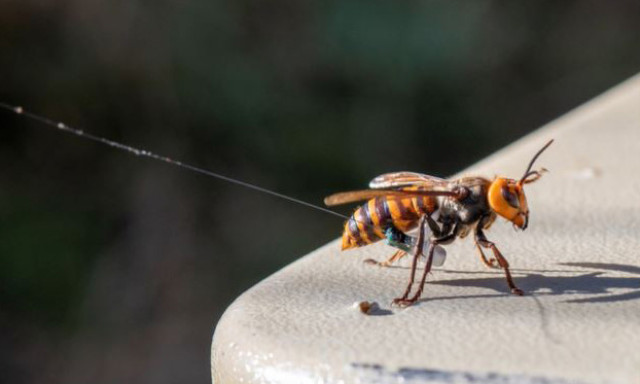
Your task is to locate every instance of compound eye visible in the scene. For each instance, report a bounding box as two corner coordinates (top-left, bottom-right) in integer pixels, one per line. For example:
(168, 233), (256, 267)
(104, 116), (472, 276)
(501, 186), (520, 209)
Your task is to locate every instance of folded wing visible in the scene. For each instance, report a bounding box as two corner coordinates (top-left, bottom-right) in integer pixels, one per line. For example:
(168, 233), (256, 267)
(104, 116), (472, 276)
(324, 188), (456, 206)
(368, 171), (447, 189)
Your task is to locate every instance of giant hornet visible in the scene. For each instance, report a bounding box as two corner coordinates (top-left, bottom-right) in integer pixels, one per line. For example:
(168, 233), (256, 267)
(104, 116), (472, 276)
(325, 140), (553, 307)
(1, 103), (553, 308)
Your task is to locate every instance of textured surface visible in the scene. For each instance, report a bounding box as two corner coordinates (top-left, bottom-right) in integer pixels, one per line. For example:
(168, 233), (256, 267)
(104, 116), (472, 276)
(211, 74), (640, 384)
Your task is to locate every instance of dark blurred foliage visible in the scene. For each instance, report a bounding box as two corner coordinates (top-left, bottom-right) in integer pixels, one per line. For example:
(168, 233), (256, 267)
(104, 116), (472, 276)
(1, 1), (639, 383)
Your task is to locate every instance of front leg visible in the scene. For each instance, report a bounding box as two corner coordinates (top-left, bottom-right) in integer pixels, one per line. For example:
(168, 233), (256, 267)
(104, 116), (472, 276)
(475, 242), (499, 269)
(475, 226), (523, 295)
(474, 215), (499, 269)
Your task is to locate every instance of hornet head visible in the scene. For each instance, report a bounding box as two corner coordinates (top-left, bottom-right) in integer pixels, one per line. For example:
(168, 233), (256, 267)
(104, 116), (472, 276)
(488, 140), (553, 230)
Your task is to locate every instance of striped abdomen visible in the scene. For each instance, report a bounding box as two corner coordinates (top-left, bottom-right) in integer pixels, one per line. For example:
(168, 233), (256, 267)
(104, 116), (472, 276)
(341, 194), (437, 250)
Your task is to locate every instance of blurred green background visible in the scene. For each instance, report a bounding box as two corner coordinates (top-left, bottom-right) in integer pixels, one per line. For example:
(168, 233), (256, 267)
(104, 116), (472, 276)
(1, 1), (639, 383)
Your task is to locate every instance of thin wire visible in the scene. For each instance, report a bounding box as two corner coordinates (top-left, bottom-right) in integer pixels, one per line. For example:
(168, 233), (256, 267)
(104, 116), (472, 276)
(0, 102), (349, 220)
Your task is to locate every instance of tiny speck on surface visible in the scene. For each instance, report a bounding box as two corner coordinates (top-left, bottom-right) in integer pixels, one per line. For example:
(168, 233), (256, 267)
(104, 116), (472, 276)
(14, 106), (23, 114)
(353, 301), (379, 315)
(569, 167), (600, 180)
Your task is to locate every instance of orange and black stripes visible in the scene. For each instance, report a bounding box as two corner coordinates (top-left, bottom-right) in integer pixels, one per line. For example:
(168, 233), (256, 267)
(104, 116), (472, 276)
(341, 194), (437, 250)
(366, 199), (386, 238)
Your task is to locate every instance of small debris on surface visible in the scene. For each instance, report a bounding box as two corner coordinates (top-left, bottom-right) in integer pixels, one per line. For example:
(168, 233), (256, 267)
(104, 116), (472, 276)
(353, 301), (379, 315)
(569, 167), (600, 180)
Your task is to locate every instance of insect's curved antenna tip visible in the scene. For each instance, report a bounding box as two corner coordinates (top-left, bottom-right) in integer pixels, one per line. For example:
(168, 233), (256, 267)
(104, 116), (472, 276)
(520, 138), (554, 184)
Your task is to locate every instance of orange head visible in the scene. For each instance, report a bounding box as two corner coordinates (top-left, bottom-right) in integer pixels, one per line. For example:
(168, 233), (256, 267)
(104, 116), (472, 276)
(488, 177), (530, 229)
(487, 140), (553, 230)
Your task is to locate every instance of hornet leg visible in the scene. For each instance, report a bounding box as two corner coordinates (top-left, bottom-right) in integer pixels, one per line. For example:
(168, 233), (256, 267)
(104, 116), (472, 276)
(368, 215), (444, 267)
(391, 216), (427, 306)
(475, 242), (499, 269)
(475, 227), (523, 295)
(395, 242), (436, 306)
(364, 249), (407, 267)
(393, 221), (459, 307)
(364, 226), (410, 267)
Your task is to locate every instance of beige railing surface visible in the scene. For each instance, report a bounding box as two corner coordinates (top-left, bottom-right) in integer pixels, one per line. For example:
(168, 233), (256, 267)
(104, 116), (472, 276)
(211, 74), (640, 384)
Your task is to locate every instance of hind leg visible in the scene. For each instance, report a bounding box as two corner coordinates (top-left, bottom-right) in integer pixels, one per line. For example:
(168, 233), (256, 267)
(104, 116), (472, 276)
(364, 249), (407, 267)
(364, 227), (410, 267)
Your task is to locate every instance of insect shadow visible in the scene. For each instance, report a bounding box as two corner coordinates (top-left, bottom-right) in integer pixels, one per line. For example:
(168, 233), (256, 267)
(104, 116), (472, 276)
(428, 262), (640, 304)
